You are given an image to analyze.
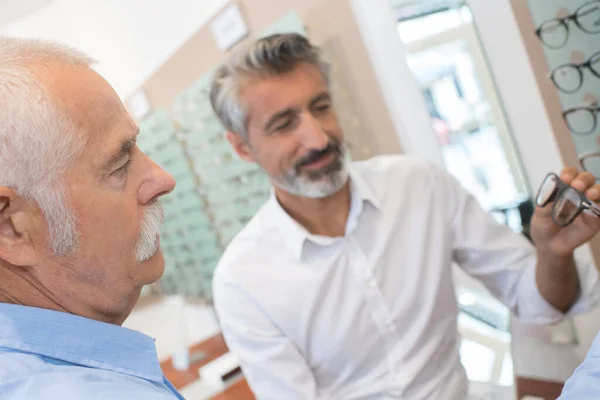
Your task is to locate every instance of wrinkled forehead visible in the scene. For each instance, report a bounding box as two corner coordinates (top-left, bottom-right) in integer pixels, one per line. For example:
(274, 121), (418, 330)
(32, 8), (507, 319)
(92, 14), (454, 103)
(42, 63), (125, 136)
(38, 62), (135, 170)
(242, 64), (329, 118)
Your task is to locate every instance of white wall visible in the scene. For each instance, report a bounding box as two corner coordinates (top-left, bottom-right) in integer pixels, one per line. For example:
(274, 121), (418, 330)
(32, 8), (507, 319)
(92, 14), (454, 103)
(0, 0), (229, 99)
(0, 0), (51, 27)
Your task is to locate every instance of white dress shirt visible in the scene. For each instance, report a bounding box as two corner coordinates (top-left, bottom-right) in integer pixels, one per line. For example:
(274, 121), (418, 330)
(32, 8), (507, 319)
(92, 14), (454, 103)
(212, 155), (597, 400)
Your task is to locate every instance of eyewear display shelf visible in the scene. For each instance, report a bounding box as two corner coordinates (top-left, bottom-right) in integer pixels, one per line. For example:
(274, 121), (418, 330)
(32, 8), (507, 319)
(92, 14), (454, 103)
(529, 0), (600, 178)
(138, 93), (271, 299)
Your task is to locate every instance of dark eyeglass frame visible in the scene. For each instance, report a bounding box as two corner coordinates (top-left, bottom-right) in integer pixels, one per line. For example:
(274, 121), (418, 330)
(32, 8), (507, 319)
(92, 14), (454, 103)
(579, 152), (600, 182)
(535, 0), (600, 49)
(549, 50), (600, 93)
(536, 172), (600, 227)
(563, 104), (600, 135)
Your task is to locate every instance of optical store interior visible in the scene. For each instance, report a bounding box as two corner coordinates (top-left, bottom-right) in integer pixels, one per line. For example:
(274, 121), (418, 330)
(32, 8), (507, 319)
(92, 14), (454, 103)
(1, 0), (600, 399)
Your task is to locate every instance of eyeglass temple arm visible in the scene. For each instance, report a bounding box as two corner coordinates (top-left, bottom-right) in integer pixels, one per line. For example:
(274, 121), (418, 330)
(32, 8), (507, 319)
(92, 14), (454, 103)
(585, 201), (600, 217)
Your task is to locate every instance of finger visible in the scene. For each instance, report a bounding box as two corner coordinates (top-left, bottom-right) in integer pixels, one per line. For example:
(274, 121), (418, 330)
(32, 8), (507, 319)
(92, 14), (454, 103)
(586, 183), (600, 202)
(535, 202), (554, 218)
(578, 209), (600, 229)
(533, 193), (554, 215)
(559, 167), (579, 185)
(570, 171), (596, 192)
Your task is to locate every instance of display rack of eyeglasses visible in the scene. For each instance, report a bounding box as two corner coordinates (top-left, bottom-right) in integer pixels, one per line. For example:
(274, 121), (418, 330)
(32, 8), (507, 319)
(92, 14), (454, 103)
(172, 73), (272, 246)
(529, 0), (600, 178)
(137, 110), (222, 298)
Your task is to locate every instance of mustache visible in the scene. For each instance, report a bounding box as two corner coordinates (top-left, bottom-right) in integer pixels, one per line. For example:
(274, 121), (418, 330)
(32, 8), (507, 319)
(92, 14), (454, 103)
(295, 141), (342, 170)
(135, 200), (165, 262)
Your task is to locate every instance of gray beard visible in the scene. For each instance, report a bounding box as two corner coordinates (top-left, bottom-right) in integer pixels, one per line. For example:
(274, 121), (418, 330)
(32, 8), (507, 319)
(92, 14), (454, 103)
(272, 155), (349, 199)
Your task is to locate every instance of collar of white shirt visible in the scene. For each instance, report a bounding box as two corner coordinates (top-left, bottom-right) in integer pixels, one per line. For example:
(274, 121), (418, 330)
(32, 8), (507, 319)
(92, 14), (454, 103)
(266, 165), (381, 261)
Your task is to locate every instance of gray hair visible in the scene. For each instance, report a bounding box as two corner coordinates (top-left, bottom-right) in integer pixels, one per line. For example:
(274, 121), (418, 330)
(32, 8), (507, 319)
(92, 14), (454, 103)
(209, 33), (330, 141)
(0, 36), (95, 256)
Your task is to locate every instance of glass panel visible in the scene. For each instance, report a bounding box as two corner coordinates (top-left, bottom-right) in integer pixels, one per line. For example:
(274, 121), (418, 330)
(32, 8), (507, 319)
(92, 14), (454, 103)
(391, 0), (533, 389)
(396, 1), (530, 234)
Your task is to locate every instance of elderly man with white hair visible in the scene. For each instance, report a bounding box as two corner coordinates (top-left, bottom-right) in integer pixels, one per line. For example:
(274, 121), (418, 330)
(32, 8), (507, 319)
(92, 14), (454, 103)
(0, 37), (180, 399)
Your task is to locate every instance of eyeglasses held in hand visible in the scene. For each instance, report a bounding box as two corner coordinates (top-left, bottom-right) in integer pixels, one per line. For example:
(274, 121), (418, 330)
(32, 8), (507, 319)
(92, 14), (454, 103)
(550, 50), (600, 93)
(535, 0), (600, 49)
(536, 173), (600, 227)
(563, 104), (600, 135)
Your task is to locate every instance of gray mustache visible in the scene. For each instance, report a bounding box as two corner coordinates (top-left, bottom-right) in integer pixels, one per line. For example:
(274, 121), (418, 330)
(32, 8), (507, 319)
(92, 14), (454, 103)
(295, 142), (342, 170)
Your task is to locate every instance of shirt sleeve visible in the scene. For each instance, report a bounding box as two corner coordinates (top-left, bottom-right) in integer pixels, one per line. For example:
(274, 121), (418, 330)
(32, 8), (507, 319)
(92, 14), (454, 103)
(212, 270), (323, 400)
(433, 164), (600, 324)
(559, 330), (600, 399)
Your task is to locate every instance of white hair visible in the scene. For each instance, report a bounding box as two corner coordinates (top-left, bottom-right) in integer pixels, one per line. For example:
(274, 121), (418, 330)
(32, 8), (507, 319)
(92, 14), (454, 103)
(0, 36), (95, 255)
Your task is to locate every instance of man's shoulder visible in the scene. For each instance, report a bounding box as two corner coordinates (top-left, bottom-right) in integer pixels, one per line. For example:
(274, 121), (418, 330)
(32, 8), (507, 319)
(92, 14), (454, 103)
(350, 155), (443, 200)
(351, 154), (437, 182)
(214, 204), (284, 278)
(352, 154), (431, 171)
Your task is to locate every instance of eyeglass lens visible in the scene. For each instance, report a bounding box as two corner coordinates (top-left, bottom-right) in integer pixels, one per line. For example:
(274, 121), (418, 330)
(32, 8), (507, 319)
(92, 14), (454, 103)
(577, 1), (600, 33)
(539, 20), (569, 48)
(581, 153), (600, 177)
(536, 174), (558, 206)
(551, 64), (584, 92)
(551, 52), (600, 93)
(564, 107), (600, 135)
(553, 187), (583, 226)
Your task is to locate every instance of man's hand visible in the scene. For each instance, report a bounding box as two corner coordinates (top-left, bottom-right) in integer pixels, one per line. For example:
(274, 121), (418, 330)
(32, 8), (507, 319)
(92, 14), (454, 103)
(530, 167), (600, 312)
(531, 167), (600, 257)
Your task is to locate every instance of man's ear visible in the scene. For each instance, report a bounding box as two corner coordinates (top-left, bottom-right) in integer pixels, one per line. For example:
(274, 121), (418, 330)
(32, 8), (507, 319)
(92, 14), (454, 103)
(0, 187), (39, 267)
(226, 131), (255, 164)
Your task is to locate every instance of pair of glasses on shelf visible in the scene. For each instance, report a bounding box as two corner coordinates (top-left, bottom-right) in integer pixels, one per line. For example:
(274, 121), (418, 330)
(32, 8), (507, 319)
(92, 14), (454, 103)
(536, 0), (600, 49)
(580, 151), (600, 179)
(536, 172), (600, 226)
(549, 50), (600, 93)
(563, 103), (600, 135)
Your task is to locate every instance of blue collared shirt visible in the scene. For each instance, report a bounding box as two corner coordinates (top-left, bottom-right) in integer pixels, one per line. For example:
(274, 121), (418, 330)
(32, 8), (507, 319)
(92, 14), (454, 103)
(0, 303), (184, 400)
(560, 330), (600, 399)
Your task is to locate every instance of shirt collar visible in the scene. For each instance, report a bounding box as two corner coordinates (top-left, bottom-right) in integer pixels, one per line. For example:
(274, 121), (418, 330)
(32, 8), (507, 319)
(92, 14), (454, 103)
(349, 164), (380, 210)
(269, 165), (381, 261)
(0, 303), (165, 384)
